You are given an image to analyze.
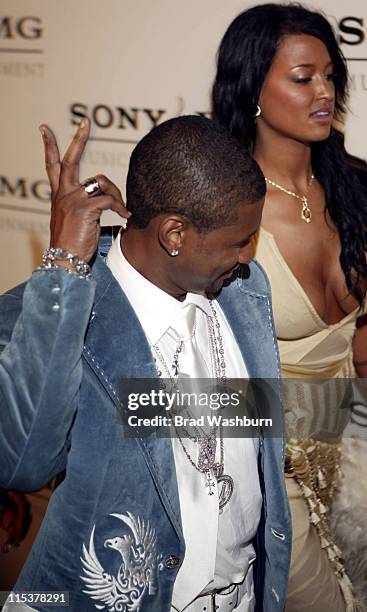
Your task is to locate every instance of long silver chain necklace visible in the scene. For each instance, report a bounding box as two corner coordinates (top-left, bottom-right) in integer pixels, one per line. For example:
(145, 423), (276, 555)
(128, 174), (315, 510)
(265, 173), (315, 224)
(176, 424), (233, 511)
(152, 301), (234, 510)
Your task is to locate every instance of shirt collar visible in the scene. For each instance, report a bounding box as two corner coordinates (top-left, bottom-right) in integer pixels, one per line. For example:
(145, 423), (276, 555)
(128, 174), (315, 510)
(106, 230), (212, 344)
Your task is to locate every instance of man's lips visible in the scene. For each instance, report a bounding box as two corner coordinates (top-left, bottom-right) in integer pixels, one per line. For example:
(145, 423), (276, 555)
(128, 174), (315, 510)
(220, 265), (240, 280)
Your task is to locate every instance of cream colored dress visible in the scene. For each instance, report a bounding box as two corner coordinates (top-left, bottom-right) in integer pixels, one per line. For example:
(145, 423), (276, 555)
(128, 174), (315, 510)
(255, 227), (362, 612)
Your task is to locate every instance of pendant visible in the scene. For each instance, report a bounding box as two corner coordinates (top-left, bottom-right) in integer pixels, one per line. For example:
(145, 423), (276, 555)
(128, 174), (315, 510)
(301, 197), (312, 223)
(204, 470), (216, 496)
(172, 362), (179, 376)
(197, 437), (217, 471)
(213, 463), (234, 510)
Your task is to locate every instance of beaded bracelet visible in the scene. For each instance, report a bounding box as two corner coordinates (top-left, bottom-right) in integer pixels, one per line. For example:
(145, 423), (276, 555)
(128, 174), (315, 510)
(41, 247), (92, 279)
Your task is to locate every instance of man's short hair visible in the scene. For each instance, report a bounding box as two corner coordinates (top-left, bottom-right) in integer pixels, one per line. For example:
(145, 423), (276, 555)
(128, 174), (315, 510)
(126, 115), (265, 232)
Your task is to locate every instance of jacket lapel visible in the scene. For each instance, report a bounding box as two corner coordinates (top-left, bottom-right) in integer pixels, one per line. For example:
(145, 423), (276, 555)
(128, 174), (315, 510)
(218, 272), (280, 379)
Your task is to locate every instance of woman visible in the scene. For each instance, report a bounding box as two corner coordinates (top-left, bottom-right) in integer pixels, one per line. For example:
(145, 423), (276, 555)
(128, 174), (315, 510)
(212, 4), (367, 611)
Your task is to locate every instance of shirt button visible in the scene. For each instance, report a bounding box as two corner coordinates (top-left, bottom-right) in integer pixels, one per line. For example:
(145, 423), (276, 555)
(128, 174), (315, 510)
(164, 554), (181, 569)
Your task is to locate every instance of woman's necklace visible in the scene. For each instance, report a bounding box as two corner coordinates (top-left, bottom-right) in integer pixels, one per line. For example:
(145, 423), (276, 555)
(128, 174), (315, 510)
(265, 173), (315, 224)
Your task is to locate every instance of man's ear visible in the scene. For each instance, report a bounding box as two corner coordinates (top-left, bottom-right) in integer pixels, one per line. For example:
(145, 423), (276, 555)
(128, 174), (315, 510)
(157, 214), (191, 257)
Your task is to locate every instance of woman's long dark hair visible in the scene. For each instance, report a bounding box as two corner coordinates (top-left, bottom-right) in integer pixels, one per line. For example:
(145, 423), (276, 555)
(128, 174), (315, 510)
(212, 3), (367, 304)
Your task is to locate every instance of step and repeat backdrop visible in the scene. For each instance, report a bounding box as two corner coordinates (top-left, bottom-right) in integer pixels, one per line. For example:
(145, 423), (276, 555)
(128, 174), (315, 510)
(0, 0), (367, 291)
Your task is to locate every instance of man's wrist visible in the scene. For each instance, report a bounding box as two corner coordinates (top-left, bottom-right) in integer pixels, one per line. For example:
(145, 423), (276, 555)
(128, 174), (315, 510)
(40, 247), (92, 279)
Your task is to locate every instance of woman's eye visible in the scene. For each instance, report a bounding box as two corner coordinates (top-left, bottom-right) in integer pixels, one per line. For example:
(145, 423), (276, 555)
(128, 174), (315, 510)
(325, 73), (336, 81)
(293, 77), (311, 84)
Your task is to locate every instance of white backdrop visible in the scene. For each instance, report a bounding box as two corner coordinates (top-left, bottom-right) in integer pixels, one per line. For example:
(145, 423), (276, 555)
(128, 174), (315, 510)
(0, 0), (366, 291)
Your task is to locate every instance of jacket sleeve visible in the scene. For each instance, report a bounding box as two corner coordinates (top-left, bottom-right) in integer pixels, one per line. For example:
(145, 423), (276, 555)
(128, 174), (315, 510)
(0, 267), (96, 491)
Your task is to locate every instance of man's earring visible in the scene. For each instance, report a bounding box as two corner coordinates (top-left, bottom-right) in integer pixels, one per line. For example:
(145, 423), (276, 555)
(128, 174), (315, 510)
(171, 249), (179, 256)
(255, 105), (262, 118)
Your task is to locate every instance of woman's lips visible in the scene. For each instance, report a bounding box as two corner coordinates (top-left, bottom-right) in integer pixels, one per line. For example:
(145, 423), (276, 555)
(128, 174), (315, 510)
(309, 110), (332, 124)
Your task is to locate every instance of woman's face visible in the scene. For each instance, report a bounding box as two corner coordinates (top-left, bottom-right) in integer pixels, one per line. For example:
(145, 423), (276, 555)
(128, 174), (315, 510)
(257, 33), (335, 143)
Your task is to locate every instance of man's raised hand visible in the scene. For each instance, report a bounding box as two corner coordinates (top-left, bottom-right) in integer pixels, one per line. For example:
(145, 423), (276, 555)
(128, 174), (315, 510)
(39, 118), (130, 264)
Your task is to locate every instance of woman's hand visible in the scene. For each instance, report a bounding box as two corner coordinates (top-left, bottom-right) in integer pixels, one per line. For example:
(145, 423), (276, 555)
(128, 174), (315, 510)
(39, 118), (131, 263)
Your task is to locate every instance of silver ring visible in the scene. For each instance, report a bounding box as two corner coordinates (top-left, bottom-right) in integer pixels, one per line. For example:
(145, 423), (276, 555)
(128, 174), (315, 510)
(82, 177), (101, 197)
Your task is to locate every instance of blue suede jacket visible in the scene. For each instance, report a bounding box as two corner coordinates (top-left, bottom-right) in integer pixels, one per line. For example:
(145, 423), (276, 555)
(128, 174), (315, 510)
(0, 229), (291, 611)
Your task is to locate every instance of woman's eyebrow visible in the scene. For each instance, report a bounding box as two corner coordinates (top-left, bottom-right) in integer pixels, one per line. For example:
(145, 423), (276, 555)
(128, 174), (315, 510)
(290, 60), (333, 69)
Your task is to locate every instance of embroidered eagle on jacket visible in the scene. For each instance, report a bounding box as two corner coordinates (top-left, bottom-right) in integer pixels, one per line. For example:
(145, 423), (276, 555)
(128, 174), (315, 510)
(80, 512), (157, 611)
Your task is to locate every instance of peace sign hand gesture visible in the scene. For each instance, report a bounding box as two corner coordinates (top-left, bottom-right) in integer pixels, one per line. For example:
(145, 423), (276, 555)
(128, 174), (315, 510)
(39, 117), (130, 265)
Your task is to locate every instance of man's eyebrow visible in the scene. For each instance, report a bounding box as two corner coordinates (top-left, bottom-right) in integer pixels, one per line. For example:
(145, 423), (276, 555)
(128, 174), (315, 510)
(234, 231), (256, 245)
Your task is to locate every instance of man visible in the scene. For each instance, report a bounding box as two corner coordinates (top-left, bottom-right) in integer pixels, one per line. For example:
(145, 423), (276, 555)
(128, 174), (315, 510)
(0, 116), (291, 611)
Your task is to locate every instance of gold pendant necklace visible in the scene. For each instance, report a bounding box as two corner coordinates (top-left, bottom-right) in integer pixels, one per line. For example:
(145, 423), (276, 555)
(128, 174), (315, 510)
(265, 174), (315, 224)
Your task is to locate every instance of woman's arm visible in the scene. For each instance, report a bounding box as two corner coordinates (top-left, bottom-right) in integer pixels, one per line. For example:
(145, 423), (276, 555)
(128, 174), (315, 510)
(352, 314), (367, 377)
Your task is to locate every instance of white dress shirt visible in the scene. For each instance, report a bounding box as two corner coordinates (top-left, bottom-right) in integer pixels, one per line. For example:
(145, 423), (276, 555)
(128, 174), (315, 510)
(106, 233), (262, 611)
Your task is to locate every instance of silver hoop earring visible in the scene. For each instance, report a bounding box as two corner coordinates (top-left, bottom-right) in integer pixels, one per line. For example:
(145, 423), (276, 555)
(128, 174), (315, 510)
(171, 249), (179, 256)
(255, 105), (262, 118)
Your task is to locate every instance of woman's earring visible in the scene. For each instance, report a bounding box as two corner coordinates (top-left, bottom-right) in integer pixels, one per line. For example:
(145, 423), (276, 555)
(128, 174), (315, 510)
(255, 105), (262, 118)
(171, 249), (179, 256)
